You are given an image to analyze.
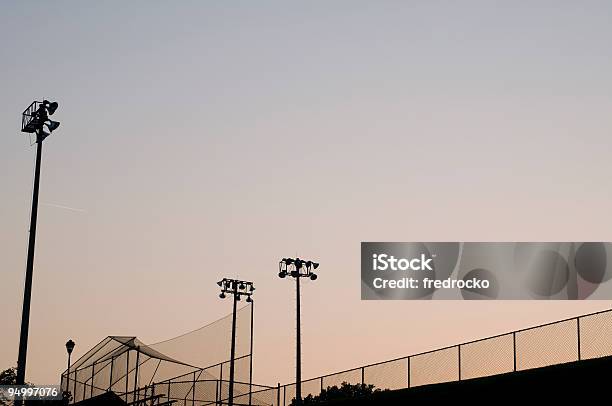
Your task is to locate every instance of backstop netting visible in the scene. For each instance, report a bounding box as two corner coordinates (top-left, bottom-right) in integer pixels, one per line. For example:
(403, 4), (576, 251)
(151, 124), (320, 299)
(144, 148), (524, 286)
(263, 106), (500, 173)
(61, 304), (264, 405)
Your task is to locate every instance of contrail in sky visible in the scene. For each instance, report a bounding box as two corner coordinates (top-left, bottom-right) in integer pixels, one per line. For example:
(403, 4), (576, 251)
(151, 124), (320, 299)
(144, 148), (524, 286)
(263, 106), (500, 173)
(42, 202), (87, 213)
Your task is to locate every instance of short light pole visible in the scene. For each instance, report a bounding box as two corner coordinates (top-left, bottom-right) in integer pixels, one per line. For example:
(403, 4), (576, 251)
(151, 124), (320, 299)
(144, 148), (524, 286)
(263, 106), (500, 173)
(65, 340), (75, 403)
(16, 101), (61, 402)
(278, 258), (319, 406)
(218, 278), (255, 406)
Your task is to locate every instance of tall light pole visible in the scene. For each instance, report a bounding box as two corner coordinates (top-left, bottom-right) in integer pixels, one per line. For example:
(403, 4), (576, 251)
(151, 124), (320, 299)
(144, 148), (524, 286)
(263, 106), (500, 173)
(16, 101), (61, 399)
(218, 278), (255, 406)
(65, 340), (75, 403)
(278, 258), (319, 406)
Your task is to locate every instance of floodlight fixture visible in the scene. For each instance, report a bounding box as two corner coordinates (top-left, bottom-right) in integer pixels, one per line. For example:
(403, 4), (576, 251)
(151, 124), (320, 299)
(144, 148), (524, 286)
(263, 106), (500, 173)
(21, 100), (61, 142)
(45, 100), (59, 115)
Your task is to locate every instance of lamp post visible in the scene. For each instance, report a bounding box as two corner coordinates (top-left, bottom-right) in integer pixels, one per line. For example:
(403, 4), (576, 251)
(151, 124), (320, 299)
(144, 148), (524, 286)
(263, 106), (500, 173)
(16, 101), (61, 400)
(218, 278), (255, 406)
(65, 340), (75, 403)
(278, 258), (319, 406)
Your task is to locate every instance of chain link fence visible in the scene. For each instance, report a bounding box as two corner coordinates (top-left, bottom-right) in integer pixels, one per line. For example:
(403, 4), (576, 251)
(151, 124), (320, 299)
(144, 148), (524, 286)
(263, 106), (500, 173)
(260, 308), (612, 406)
(66, 309), (612, 405)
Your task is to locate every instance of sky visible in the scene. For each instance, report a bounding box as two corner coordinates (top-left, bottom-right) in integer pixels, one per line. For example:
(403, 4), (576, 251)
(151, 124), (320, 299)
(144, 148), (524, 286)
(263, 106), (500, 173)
(1, 0), (612, 387)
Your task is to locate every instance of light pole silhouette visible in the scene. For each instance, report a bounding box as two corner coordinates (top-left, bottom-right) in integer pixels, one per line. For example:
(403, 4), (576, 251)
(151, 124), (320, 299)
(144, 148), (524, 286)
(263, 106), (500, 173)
(278, 258), (319, 406)
(65, 340), (75, 402)
(218, 278), (254, 406)
(16, 100), (61, 401)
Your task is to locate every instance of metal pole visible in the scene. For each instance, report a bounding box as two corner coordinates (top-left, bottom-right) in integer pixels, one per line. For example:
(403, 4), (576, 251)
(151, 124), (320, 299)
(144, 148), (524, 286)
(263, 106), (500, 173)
(407, 357), (410, 388)
(126, 351), (130, 402)
(228, 290), (238, 406)
(216, 379), (220, 406)
(134, 348), (140, 402)
(66, 352), (72, 400)
(249, 301), (254, 406)
(577, 317), (581, 361)
(192, 371), (196, 406)
(109, 357), (114, 391)
(457, 345), (461, 381)
(219, 363), (223, 403)
(512, 332), (517, 372)
(90, 362), (95, 398)
(16, 137), (44, 396)
(73, 369), (77, 401)
(276, 383), (280, 406)
(295, 275), (302, 405)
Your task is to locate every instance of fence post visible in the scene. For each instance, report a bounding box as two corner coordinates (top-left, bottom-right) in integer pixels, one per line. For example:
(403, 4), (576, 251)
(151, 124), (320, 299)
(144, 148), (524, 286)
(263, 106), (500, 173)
(320, 377), (323, 394)
(283, 385), (286, 406)
(276, 383), (280, 406)
(215, 380), (219, 406)
(577, 317), (582, 361)
(109, 357), (114, 392)
(90, 362), (95, 398)
(167, 381), (171, 404)
(73, 371), (77, 402)
(126, 351), (130, 402)
(219, 362), (224, 402)
(458, 345), (462, 381)
(407, 357), (410, 388)
(513, 332), (517, 372)
(192, 371), (196, 406)
(361, 367), (365, 385)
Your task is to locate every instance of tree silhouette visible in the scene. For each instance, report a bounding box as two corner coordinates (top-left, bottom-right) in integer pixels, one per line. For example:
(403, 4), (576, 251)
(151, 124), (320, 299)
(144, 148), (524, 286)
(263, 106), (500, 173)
(290, 382), (386, 405)
(0, 367), (17, 406)
(0, 367), (17, 385)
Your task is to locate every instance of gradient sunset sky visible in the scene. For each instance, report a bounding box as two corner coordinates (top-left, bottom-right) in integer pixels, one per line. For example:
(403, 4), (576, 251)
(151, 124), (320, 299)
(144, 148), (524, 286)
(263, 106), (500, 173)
(1, 1), (612, 386)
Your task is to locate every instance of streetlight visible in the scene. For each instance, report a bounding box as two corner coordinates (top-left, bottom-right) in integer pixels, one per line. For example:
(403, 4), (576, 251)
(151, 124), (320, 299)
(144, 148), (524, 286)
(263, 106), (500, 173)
(218, 278), (255, 406)
(278, 258), (319, 406)
(65, 340), (75, 403)
(16, 100), (61, 397)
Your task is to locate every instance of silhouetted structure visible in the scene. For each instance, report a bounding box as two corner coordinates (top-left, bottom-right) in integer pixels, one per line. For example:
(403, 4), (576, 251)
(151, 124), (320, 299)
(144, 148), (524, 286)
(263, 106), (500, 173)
(61, 305), (263, 405)
(238, 308), (612, 405)
(72, 391), (126, 406)
(16, 100), (61, 404)
(278, 258), (319, 406)
(217, 278), (255, 406)
(305, 355), (612, 405)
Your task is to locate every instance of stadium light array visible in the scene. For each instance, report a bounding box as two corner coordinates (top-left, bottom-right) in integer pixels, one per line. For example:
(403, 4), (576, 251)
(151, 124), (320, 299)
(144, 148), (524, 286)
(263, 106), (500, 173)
(218, 278), (255, 406)
(278, 257), (320, 406)
(15, 100), (61, 404)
